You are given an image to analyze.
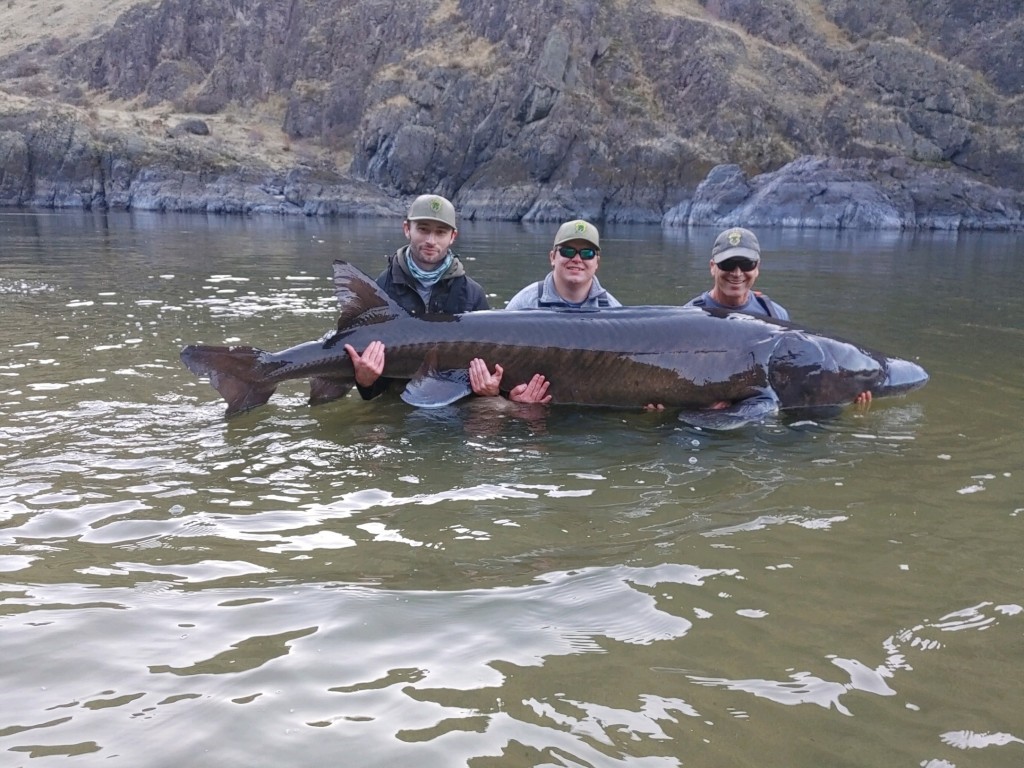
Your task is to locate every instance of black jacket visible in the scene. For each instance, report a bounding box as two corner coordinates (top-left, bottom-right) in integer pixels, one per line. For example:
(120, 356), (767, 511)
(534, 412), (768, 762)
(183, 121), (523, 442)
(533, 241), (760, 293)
(357, 247), (489, 399)
(375, 247), (489, 315)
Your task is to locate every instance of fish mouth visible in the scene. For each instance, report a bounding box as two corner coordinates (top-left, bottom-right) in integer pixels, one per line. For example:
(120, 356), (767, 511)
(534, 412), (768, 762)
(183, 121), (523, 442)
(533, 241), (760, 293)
(877, 358), (929, 396)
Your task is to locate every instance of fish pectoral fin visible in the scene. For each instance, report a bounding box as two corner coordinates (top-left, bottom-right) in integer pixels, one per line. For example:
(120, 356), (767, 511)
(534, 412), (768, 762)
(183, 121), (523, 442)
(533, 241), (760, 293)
(678, 392), (779, 431)
(309, 376), (354, 407)
(401, 368), (473, 408)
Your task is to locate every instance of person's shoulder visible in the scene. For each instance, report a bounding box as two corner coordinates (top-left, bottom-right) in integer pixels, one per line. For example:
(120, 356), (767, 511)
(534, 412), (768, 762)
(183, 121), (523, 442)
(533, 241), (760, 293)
(589, 277), (621, 307)
(443, 256), (483, 285)
(753, 292), (789, 320)
(601, 290), (623, 308)
(683, 291), (710, 307)
(770, 301), (790, 321)
(504, 282), (542, 310)
(375, 252), (401, 283)
(374, 266), (392, 288)
(463, 276), (489, 310)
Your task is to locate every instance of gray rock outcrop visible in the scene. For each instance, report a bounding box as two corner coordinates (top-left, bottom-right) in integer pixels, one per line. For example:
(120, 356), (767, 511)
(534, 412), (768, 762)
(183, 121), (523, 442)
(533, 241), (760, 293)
(1, 0), (1022, 229)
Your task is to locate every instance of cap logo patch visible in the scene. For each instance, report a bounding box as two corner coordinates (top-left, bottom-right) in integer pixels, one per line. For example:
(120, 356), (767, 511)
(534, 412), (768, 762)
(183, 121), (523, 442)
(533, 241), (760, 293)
(727, 230), (742, 246)
(429, 198), (442, 213)
(575, 223), (587, 233)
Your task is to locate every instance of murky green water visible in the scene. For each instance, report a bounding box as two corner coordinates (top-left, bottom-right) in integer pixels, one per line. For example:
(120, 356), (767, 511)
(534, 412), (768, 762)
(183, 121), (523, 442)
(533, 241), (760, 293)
(1, 210), (1022, 766)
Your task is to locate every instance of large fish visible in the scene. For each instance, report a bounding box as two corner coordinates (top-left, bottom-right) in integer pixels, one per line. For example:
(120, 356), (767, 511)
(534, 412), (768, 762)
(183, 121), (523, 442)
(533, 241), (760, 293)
(179, 260), (929, 429)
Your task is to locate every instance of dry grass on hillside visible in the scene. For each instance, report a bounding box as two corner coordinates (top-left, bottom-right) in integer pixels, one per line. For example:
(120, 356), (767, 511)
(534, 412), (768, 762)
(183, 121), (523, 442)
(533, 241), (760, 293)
(0, 0), (156, 59)
(0, 0), (349, 173)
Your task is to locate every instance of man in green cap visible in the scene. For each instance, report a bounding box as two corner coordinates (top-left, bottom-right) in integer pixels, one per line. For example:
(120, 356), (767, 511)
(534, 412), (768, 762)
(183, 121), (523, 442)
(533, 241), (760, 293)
(344, 194), (490, 400)
(504, 219), (621, 310)
(468, 219), (621, 403)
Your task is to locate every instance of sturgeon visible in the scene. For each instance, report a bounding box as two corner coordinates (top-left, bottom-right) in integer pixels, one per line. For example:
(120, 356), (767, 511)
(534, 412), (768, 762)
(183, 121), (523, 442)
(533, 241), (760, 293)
(179, 260), (929, 429)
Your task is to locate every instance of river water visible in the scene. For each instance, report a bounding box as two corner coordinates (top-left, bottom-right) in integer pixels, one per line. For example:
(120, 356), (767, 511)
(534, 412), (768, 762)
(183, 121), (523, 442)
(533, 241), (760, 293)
(1, 210), (1022, 767)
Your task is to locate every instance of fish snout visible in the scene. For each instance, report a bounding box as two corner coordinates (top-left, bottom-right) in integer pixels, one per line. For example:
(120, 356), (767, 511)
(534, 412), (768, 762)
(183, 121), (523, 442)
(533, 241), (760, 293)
(877, 358), (929, 396)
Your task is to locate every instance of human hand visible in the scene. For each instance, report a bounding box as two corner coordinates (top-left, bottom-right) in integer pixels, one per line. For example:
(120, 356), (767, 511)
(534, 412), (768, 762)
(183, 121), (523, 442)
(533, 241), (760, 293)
(644, 403), (665, 411)
(853, 390), (872, 411)
(509, 374), (552, 404)
(345, 341), (386, 388)
(469, 358), (503, 397)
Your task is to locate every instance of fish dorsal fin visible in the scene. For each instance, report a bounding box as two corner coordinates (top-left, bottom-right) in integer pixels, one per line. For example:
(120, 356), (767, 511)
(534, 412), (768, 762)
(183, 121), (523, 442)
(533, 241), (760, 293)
(332, 260), (406, 329)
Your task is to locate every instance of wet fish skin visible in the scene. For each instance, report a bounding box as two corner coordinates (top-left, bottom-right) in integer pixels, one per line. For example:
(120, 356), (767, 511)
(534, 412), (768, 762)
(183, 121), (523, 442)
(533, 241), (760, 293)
(179, 261), (929, 427)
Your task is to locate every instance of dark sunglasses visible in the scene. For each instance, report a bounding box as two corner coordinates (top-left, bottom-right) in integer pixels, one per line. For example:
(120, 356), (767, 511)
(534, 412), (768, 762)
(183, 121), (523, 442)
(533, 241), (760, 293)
(716, 257), (758, 272)
(557, 246), (599, 260)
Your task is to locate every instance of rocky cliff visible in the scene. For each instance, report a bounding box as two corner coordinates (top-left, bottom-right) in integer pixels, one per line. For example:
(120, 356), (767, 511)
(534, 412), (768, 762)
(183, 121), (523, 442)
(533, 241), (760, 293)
(1, 0), (1022, 228)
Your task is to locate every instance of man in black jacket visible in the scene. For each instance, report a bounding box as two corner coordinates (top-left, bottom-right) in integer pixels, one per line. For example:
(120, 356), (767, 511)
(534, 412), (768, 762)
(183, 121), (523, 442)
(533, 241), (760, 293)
(345, 194), (489, 400)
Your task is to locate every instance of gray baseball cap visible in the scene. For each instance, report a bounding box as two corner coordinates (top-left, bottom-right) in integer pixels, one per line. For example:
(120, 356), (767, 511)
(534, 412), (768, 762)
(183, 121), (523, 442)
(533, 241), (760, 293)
(406, 195), (457, 229)
(553, 219), (600, 249)
(711, 227), (761, 263)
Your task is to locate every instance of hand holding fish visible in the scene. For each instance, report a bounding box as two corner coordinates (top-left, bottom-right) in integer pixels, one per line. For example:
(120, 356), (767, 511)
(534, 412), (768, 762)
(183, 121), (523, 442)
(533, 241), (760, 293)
(469, 358), (503, 396)
(509, 374), (552, 404)
(345, 341), (386, 388)
(470, 359), (552, 404)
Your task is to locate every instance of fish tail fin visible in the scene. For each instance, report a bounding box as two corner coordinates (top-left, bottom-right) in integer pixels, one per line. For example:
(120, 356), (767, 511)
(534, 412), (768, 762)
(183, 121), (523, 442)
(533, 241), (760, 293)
(180, 345), (277, 416)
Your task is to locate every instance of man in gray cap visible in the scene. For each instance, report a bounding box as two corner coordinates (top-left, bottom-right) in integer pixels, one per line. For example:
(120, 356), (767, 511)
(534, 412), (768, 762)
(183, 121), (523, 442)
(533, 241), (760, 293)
(344, 194), (490, 400)
(683, 228), (874, 407)
(468, 219), (621, 403)
(684, 227), (789, 319)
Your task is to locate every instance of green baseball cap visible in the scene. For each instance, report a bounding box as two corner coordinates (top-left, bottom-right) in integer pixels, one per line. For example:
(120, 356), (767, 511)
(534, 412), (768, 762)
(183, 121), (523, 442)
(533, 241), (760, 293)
(553, 219), (600, 249)
(406, 194), (457, 229)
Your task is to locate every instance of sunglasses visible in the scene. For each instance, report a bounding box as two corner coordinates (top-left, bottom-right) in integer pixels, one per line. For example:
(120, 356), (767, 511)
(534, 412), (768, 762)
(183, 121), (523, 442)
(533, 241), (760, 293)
(557, 246), (599, 260)
(716, 257), (758, 272)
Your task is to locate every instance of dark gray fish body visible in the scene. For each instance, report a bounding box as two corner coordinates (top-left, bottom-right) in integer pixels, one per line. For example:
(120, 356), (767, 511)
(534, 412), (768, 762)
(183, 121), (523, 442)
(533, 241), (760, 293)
(180, 261), (928, 427)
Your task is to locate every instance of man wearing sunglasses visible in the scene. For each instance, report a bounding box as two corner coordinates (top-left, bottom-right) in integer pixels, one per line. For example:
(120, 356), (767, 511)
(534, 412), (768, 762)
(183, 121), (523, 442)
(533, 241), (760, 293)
(468, 219), (621, 402)
(504, 219), (621, 311)
(684, 227), (789, 320)
(685, 227), (873, 407)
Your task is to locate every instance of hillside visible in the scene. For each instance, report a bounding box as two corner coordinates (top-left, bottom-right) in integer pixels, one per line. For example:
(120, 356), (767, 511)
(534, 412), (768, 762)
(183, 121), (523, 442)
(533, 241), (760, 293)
(1, 0), (1022, 228)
